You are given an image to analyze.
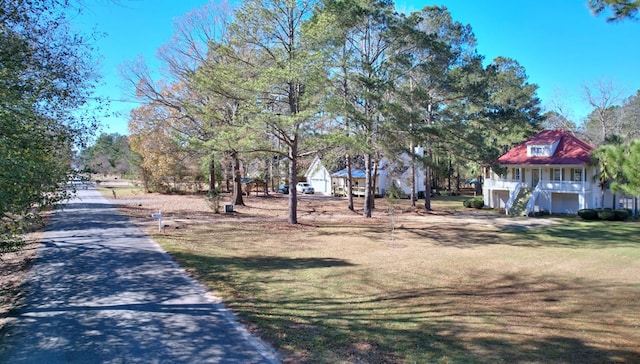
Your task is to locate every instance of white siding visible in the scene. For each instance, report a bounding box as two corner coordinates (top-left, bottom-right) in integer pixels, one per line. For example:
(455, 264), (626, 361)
(551, 193), (579, 214)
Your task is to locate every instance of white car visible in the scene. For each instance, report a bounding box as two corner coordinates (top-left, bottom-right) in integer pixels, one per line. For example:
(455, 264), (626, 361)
(296, 182), (314, 194)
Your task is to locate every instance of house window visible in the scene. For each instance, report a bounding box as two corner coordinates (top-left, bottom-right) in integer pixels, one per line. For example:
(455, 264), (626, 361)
(511, 168), (520, 181)
(531, 146), (544, 155)
(528, 145), (551, 156)
(552, 168), (562, 181)
(570, 168), (582, 182)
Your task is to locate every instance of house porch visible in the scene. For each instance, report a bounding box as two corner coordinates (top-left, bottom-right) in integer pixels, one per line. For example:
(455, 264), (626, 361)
(483, 165), (602, 215)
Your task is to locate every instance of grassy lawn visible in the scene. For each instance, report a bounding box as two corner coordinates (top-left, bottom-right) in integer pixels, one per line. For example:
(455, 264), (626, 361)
(97, 183), (639, 363)
(95, 184), (144, 199)
(145, 200), (640, 363)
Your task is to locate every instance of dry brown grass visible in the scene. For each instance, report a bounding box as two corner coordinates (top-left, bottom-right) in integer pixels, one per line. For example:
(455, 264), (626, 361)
(0, 234), (42, 330)
(100, 180), (640, 363)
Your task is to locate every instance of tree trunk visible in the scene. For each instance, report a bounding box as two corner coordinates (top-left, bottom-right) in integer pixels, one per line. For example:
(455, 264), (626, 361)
(209, 157), (216, 192)
(424, 103), (434, 211)
(364, 153), (373, 218)
(287, 140), (298, 224)
(371, 158), (377, 209)
(225, 158), (232, 193)
(410, 141), (416, 206)
(264, 161), (269, 196)
(270, 156), (274, 192)
(475, 175), (483, 196)
(424, 164), (432, 211)
(141, 167), (151, 193)
(232, 152), (244, 205)
(346, 153), (354, 211)
(447, 159), (452, 192)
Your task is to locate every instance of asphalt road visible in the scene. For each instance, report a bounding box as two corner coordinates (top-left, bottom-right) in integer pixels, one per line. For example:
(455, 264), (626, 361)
(0, 187), (280, 363)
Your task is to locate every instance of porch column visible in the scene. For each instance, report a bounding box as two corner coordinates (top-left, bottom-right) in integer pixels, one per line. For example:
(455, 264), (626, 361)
(519, 167), (523, 183)
(539, 167), (542, 188)
(540, 167), (542, 179)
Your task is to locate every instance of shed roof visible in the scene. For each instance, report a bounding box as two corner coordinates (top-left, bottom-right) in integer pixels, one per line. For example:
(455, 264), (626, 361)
(498, 130), (594, 165)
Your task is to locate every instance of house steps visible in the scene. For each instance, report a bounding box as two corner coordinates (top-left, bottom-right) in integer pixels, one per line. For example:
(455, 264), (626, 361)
(508, 188), (532, 216)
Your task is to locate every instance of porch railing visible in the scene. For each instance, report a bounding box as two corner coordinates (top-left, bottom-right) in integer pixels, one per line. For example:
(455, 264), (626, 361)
(486, 178), (590, 193)
(537, 180), (587, 193)
(484, 179), (527, 190)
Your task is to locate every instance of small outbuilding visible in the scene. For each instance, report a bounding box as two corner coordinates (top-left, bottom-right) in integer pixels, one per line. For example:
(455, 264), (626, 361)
(305, 156), (332, 195)
(330, 168), (387, 197)
(304, 151), (426, 198)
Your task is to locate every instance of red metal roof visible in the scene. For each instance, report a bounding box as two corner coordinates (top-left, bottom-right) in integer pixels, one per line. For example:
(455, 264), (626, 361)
(498, 130), (594, 165)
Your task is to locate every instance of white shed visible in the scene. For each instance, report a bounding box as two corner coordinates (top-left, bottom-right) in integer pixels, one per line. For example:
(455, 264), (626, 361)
(305, 153), (425, 198)
(305, 156), (332, 195)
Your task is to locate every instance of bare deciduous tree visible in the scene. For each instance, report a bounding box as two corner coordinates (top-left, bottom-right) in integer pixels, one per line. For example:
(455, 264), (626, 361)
(581, 79), (626, 144)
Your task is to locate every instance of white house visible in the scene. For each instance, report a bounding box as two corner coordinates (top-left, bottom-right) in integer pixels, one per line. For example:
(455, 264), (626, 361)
(305, 150), (426, 198)
(379, 151), (426, 198)
(305, 156), (332, 195)
(483, 129), (615, 216)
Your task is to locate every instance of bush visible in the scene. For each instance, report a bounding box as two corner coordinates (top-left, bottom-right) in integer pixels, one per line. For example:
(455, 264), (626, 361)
(578, 209), (599, 220)
(597, 209), (617, 221)
(463, 197), (484, 209)
(206, 189), (223, 214)
(614, 209), (630, 221)
(529, 209), (550, 217)
(579, 208), (631, 221)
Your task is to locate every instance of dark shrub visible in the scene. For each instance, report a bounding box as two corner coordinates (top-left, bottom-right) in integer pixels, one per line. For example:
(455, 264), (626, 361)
(614, 209), (630, 221)
(533, 209), (550, 217)
(472, 197), (484, 209)
(578, 209), (599, 220)
(463, 197), (484, 209)
(462, 196), (484, 209)
(597, 209), (617, 221)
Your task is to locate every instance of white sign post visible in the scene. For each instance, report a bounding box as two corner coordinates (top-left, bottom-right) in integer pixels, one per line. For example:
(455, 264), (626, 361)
(151, 211), (162, 232)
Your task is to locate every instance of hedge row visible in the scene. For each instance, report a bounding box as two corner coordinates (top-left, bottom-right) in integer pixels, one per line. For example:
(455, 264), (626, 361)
(463, 196), (484, 209)
(578, 208), (630, 221)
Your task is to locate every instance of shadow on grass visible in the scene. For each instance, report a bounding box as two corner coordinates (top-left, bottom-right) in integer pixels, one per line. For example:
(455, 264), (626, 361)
(399, 224), (506, 248)
(173, 253), (355, 272)
(168, 250), (640, 363)
(398, 217), (640, 249)
(506, 219), (640, 248)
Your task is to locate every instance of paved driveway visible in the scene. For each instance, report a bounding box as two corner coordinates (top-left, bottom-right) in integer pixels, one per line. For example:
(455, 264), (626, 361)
(0, 187), (279, 363)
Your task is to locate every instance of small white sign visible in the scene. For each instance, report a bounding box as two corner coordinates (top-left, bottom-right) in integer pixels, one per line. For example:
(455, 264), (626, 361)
(151, 211), (162, 232)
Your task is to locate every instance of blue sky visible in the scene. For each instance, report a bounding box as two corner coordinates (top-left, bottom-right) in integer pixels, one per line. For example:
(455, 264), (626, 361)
(73, 0), (639, 136)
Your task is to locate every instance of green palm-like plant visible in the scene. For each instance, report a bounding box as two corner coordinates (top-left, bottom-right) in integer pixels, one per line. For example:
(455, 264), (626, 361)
(620, 140), (640, 200)
(590, 143), (625, 209)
